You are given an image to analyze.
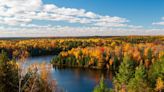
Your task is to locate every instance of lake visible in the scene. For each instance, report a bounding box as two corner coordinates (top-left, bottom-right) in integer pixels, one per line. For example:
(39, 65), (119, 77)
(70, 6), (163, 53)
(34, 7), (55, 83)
(24, 56), (113, 92)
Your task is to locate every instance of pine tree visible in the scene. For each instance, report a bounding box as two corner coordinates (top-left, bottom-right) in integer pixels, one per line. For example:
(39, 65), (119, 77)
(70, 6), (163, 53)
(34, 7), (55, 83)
(127, 64), (151, 92)
(93, 76), (111, 92)
(114, 55), (135, 91)
(148, 56), (164, 88)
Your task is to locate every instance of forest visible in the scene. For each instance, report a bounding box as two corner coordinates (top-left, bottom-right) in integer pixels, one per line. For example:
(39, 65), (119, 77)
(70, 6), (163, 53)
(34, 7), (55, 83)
(0, 36), (163, 92)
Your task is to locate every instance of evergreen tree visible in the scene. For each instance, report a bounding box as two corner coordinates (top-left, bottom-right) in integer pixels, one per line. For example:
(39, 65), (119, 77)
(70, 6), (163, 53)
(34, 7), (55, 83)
(127, 64), (151, 92)
(112, 56), (119, 70)
(93, 76), (111, 92)
(147, 48), (152, 62)
(148, 56), (164, 88)
(114, 55), (135, 91)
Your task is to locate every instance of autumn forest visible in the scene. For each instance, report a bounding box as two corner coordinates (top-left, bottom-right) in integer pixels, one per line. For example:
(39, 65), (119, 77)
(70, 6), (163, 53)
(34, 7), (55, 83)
(0, 36), (164, 92)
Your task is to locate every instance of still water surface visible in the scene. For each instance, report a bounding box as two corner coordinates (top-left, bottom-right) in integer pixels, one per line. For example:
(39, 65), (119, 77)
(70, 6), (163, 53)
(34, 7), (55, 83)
(24, 56), (113, 92)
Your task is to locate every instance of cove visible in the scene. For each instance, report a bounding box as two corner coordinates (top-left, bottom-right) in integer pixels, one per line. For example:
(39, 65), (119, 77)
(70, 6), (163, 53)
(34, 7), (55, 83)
(24, 56), (113, 92)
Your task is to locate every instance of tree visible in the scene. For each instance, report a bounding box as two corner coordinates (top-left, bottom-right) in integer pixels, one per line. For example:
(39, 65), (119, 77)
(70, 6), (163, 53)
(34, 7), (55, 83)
(93, 76), (111, 92)
(0, 50), (19, 92)
(112, 56), (119, 70)
(127, 64), (151, 92)
(148, 56), (164, 88)
(114, 55), (135, 91)
(155, 77), (164, 92)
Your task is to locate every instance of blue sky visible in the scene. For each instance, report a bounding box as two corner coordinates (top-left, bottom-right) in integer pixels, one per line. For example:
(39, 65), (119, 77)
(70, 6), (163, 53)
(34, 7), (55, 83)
(0, 0), (164, 37)
(42, 0), (164, 27)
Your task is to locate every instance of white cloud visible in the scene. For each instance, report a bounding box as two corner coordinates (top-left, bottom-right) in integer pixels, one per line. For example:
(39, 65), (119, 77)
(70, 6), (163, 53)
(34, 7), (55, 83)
(1, 0), (161, 37)
(85, 12), (97, 18)
(152, 17), (164, 26)
(10, 0), (41, 10)
(20, 24), (52, 28)
(0, 0), (140, 28)
(0, 25), (163, 37)
(43, 4), (57, 12)
(0, 0), (42, 16)
(127, 25), (143, 28)
(152, 22), (164, 26)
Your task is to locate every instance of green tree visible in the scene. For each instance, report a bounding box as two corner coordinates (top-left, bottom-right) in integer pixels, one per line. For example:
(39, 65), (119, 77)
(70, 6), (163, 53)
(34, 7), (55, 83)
(148, 56), (164, 88)
(147, 48), (152, 62)
(93, 76), (111, 92)
(112, 56), (119, 70)
(127, 64), (151, 92)
(114, 55), (135, 91)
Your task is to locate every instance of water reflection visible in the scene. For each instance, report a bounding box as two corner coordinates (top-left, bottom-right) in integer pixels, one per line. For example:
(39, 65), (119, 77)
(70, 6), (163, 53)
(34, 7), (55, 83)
(25, 56), (113, 92)
(52, 67), (113, 92)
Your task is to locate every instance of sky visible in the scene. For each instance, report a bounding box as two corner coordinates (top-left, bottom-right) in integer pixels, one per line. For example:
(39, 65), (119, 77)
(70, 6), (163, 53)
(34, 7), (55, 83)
(0, 0), (164, 37)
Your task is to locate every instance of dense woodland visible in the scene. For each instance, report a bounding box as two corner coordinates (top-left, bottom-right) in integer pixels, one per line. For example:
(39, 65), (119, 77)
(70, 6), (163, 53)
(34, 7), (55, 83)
(0, 36), (163, 92)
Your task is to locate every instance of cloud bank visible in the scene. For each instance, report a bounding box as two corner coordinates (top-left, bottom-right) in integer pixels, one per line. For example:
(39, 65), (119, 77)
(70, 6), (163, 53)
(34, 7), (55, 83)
(0, 0), (163, 37)
(0, 26), (163, 37)
(0, 0), (135, 27)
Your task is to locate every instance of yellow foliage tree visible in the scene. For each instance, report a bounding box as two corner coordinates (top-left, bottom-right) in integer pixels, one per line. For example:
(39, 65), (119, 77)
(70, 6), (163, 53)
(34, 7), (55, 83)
(155, 77), (164, 92)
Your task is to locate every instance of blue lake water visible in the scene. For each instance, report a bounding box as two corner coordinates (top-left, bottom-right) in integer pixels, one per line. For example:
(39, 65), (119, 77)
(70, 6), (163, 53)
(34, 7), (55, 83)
(24, 56), (113, 92)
